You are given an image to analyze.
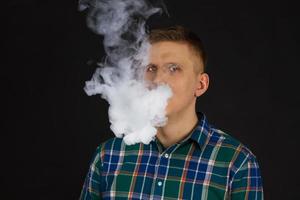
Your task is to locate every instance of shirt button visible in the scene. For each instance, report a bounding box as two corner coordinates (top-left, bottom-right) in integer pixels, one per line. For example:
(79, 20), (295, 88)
(164, 153), (169, 158)
(157, 181), (163, 186)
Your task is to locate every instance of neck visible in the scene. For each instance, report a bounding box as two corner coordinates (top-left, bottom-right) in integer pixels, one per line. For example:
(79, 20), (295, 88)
(156, 108), (198, 148)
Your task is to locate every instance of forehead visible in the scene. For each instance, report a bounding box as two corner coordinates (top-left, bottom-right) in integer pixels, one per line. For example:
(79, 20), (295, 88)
(149, 41), (195, 64)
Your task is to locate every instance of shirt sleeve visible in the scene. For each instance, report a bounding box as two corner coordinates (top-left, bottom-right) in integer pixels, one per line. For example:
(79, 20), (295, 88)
(79, 145), (103, 200)
(230, 154), (264, 200)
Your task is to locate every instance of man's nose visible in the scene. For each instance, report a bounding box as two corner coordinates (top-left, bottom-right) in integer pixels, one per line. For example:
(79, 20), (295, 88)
(152, 69), (166, 85)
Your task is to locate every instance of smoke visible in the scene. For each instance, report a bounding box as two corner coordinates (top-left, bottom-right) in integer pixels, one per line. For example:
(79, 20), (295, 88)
(79, 0), (172, 145)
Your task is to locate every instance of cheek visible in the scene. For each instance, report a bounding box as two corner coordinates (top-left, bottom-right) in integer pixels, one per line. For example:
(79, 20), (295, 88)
(169, 79), (195, 97)
(164, 78), (196, 113)
(166, 83), (193, 108)
(144, 72), (153, 82)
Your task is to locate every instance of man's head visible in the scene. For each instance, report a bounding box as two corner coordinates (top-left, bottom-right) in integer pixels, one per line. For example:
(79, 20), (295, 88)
(144, 26), (209, 118)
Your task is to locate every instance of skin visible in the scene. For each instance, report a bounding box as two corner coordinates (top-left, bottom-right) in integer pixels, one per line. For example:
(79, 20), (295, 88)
(144, 41), (210, 148)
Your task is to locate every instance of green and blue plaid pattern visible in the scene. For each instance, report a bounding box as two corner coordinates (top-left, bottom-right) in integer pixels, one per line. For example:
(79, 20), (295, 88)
(80, 112), (263, 199)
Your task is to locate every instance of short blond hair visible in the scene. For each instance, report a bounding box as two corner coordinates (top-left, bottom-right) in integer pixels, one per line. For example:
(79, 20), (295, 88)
(149, 25), (207, 73)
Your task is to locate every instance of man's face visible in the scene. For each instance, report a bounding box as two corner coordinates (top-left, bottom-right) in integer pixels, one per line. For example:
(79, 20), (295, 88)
(144, 41), (204, 117)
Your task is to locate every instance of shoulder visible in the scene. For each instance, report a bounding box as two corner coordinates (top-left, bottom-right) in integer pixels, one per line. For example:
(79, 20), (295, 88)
(208, 127), (264, 194)
(99, 137), (124, 150)
(205, 125), (263, 186)
(96, 137), (142, 160)
(94, 137), (124, 158)
(208, 125), (259, 170)
(98, 136), (148, 152)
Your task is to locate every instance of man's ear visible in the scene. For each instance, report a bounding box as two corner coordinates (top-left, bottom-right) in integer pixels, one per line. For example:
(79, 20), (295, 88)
(194, 73), (209, 97)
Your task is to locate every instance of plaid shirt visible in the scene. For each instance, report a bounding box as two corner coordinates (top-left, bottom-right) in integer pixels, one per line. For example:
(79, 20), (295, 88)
(80, 112), (263, 199)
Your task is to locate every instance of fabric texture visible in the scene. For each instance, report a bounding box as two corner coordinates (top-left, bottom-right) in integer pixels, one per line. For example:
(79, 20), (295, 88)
(80, 112), (264, 200)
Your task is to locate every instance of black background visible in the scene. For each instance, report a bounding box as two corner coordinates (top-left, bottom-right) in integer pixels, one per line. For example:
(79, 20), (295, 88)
(3, 0), (299, 199)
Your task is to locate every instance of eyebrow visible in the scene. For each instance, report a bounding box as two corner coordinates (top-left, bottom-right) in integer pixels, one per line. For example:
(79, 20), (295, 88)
(146, 63), (158, 67)
(147, 62), (183, 67)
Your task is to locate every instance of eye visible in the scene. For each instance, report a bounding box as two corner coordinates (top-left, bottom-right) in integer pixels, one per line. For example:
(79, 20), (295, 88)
(146, 64), (157, 73)
(168, 63), (180, 73)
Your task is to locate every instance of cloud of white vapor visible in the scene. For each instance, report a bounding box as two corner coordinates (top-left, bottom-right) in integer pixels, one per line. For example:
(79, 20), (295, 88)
(79, 0), (172, 145)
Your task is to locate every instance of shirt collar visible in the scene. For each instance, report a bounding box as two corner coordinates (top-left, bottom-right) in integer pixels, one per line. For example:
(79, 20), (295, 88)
(154, 112), (212, 152)
(187, 112), (212, 151)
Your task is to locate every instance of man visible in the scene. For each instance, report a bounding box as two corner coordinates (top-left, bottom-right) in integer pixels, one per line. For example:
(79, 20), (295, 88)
(80, 26), (264, 199)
